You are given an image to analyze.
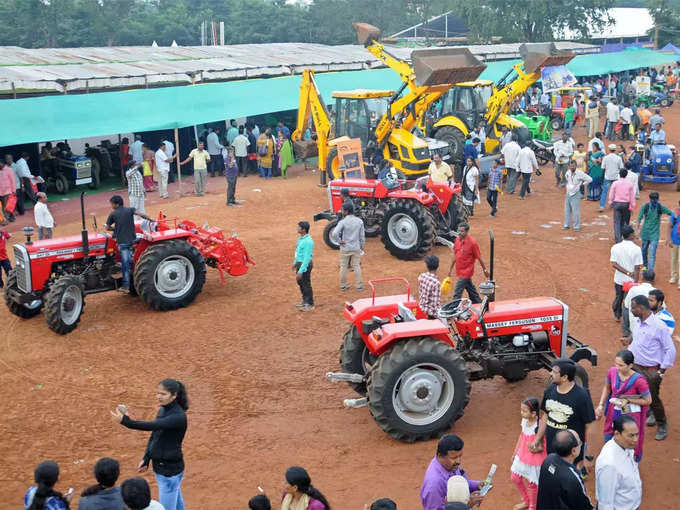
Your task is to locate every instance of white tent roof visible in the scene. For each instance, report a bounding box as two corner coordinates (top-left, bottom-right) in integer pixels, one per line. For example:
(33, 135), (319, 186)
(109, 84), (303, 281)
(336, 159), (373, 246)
(562, 8), (654, 40)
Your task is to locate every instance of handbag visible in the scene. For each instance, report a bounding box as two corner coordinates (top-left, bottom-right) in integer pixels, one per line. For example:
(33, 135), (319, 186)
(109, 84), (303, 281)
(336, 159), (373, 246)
(5, 193), (17, 214)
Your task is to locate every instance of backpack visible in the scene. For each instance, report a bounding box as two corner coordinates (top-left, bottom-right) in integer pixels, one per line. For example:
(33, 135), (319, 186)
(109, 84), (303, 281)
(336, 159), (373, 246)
(258, 140), (268, 156)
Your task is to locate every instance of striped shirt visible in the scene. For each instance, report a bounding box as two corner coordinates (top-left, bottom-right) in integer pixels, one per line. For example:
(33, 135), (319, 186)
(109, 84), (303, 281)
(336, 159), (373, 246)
(655, 309), (675, 335)
(125, 166), (144, 197)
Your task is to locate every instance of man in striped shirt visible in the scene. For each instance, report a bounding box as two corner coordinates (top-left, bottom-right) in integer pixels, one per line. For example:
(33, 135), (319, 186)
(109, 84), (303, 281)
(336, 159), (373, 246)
(649, 289), (675, 335)
(418, 255), (442, 319)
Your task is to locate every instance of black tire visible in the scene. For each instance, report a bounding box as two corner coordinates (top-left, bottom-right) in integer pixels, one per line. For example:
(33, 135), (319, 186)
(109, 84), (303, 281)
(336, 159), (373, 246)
(88, 159), (101, 189)
(381, 199), (435, 260)
(434, 126), (466, 165)
(44, 276), (85, 334)
(550, 117), (563, 131)
(447, 194), (468, 231)
(134, 239), (206, 311)
(339, 325), (374, 395)
(55, 174), (70, 194)
(3, 271), (43, 319)
(322, 219), (340, 250)
(367, 337), (471, 442)
(660, 98), (671, 107)
(536, 151), (551, 166)
(639, 102), (648, 109)
(326, 148), (341, 180)
(364, 221), (381, 238)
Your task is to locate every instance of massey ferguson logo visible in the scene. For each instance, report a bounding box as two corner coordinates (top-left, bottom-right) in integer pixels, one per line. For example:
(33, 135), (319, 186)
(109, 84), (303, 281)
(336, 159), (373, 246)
(485, 315), (563, 329)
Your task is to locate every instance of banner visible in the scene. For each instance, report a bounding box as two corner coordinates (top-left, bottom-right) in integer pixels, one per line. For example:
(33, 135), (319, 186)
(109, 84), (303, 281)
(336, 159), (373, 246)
(635, 75), (651, 96)
(541, 65), (577, 92)
(336, 137), (365, 178)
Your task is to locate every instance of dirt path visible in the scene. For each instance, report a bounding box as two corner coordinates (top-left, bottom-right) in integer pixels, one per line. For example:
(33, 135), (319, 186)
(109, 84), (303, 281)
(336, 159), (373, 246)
(1, 114), (679, 509)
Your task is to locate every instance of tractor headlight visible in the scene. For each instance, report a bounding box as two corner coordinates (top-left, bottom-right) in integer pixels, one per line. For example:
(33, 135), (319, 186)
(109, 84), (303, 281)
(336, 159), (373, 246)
(656, 158), (661, 163)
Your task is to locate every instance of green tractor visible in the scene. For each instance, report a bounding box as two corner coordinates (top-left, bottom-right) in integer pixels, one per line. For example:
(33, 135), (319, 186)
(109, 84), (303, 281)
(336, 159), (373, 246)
(511, 112), (553, 141)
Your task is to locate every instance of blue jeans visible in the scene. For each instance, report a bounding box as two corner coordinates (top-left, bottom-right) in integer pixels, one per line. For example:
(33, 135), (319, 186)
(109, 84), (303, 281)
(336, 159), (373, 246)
(155, 471), (185, 510)
(259, 165), (271, 178)
(565, 120), (574, 135)
(119, 244), (132, 289)
(599, 179), (614, 209)
(641, 239), (659, 271)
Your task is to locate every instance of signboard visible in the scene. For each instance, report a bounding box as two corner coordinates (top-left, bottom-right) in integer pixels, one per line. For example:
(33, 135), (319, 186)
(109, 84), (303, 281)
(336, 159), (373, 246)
(540, 65), (577, 92)
(336, 137), (365, 178)
(635, 75), (651, 96)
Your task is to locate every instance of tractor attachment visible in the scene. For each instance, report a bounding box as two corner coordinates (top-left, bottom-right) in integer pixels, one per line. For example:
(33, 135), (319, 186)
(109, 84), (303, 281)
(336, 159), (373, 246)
(519, 43), (574, 74)
(411, 48), (487, 87)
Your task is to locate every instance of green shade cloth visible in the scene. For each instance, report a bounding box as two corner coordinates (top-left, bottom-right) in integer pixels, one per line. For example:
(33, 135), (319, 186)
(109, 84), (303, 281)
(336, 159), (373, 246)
(0, 49), (677, 147)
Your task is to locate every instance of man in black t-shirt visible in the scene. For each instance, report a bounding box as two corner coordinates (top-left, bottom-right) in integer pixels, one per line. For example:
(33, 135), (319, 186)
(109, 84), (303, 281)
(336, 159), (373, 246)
(106, 195), (152, 293)
(531, 359), (596, 472)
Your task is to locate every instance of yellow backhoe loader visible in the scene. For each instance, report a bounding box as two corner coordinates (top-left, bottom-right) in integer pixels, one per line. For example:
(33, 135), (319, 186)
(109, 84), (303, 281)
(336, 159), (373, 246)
(430, 43), (574, 163)
(291, 22), (485, 181)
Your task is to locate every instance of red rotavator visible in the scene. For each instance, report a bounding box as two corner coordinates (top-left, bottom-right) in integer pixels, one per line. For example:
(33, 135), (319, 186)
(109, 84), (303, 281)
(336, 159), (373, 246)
(4, 193), (254, 334)
(327, 232), (597, 442)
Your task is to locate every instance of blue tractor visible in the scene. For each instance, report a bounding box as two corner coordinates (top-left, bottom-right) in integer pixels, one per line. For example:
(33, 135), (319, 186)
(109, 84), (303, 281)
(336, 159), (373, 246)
(640, 143), (678, 185)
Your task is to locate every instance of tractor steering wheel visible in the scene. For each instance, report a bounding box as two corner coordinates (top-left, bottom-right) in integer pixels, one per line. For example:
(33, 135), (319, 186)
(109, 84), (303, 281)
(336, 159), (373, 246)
(437, 298), (472, 319)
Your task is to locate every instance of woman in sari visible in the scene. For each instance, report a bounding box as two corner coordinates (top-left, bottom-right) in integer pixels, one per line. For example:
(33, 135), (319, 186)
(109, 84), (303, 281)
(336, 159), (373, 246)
(279, 135), (295, 178)
(587, 142), (603, 201)
(281, 467), (330, 510)
(595, 349), (651, 461)
(141, 144), (156, 191)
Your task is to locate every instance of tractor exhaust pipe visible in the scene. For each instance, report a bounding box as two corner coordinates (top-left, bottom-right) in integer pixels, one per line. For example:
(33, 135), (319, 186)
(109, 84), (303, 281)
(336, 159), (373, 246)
(80, 192), (89, 259)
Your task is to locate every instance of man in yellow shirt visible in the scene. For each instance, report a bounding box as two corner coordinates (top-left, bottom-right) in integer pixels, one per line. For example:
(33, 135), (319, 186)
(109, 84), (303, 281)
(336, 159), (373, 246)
(180, 141), (211, 196)
(428, 152), (453, 184)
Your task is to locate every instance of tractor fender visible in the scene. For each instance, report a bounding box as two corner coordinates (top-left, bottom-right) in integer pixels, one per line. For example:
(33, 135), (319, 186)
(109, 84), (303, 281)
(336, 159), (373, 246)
(385, 189), (436, 206)
(366, 320), (453, 356)
(313, 211), (336, 222)
(433, 116), (469, 136)
(569, 347), (598, 366)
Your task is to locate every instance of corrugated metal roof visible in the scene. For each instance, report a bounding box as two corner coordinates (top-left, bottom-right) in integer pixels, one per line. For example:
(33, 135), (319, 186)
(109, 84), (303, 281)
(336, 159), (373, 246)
(0, 40), (598, 95)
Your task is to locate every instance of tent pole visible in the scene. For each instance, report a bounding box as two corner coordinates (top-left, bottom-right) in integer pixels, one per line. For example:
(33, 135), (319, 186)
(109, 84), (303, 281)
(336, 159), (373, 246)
(175, 127), (182, 196)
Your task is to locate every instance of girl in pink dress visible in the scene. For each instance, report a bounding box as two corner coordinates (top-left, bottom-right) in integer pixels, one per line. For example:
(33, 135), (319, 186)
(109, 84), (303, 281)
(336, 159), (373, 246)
(510, 397), (546, 510)
(595, 349), (651, 461)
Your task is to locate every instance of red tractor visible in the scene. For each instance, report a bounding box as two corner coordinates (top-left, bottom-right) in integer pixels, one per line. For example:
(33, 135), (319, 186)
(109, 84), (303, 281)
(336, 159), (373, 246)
(4, 193), (254, 334)
(327, 232), (597, 442)
(314, 176), (467, 260)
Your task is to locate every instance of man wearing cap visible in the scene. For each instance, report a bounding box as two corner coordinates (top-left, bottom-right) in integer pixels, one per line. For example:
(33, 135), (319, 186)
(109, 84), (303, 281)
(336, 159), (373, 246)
(599, 144), (624, 212)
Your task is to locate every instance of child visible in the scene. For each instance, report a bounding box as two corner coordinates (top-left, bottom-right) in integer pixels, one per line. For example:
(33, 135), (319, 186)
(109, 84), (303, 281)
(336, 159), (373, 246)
(33, 192), (55, 240)
(573, 143), (587, 173)
(487, 159), (502, 217)
(510, 397), (545, 510)
(0, 230), (11, 287)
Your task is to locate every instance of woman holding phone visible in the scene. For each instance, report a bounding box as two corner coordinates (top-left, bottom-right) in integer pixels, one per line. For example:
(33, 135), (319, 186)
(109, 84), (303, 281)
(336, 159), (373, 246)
(111, 378), (188, 510)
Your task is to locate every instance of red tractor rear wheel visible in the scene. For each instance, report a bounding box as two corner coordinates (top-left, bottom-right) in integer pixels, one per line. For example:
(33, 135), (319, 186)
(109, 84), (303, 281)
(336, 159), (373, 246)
(134, 239), (206, 311)
(380, 199), (435, 260)
(367, 337), (470, 442)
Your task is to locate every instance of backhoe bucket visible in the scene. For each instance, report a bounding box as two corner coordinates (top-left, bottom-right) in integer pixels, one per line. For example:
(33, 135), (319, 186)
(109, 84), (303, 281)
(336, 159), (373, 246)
(519, 43), (574, 73)
(411, 48), (486, 87)
(354, 22), (381, 46)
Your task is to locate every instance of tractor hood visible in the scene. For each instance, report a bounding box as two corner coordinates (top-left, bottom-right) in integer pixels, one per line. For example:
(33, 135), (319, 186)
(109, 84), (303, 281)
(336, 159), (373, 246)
(650, 143), (672, 160)
(23, 233), (112, 259)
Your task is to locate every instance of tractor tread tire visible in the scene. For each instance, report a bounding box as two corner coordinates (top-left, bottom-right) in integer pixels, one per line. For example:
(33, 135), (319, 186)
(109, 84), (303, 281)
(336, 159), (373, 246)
(339, 325), (369, 395)
(326, 148), (340, 180)
(322, 219), (340, 250)
(133, 239), (206, 311)
(89, 159), (101, 189)
(3, 271), (43, 319)
(381, 199), (435, 260)
(44, 276), (85, 334)
(434, 126), (466, 165)
(367, 337), (471, 442)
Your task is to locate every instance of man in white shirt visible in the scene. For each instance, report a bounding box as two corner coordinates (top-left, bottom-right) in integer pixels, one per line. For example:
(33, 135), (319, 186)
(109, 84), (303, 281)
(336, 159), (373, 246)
(600, 144), (624, 211)
(501, 136), (521, 194)
(155, 142), (173, 199)
(130, 135), (144, 164)
(33, 192), (55, 240)
(517, 144), (538, 200)
(563, 160), (592, 231)
(595, 415), (642, 510)
(499, 125), (512, 148)
(552, 132), (575, 187)
(610, 225), (643, 321)
(624, 162), (639, 199)
(15, 153), (37, 216)
(605, 98), (620, 140)
(620, 104), (633, 141)
(232, 126), (250, 177)
(161, 140), (175, 183)
(206, 128), (224, 178)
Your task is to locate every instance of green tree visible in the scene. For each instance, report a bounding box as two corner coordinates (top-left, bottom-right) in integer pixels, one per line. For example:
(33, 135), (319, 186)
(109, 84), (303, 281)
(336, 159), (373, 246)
(648, 0), (680, 47)
(451, 0), (615, 42)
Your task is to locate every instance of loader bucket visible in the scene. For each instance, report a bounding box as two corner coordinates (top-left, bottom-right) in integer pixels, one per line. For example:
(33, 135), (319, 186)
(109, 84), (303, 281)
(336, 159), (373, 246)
(354, 22), (382, 46)
(411, 48), (486, 87)
(519, 43), (574, 73)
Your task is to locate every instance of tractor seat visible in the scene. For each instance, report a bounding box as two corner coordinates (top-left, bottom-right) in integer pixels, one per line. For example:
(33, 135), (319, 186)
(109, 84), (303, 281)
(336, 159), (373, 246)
(362, 315), (391, 335)
(397, 302), (417, 322)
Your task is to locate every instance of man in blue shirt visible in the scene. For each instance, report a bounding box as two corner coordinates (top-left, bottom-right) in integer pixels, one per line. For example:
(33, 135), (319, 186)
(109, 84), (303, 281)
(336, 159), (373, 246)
(649, 123), (666, 145)
(276, 121), (291, 139)
(293, 221), (314, 311)
(463, 138), (480, 170)
(668, 199), (680, 287)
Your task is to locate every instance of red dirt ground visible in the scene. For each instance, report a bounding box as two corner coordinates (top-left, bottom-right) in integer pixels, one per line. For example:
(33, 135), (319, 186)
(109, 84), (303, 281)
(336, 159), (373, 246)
(2, 112), (679, 509)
